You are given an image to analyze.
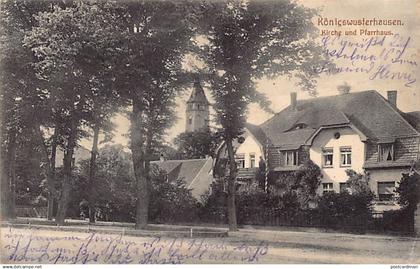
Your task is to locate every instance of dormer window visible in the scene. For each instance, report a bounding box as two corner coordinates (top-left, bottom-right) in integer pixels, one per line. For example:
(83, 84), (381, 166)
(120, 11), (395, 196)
(292, 123), (307, 130)
(378, 143), (394, 162)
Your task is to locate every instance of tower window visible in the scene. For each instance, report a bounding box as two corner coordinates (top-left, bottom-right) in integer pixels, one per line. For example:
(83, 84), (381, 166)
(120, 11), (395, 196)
(197, 104), (201, 110)
(188, 116), (192, 125)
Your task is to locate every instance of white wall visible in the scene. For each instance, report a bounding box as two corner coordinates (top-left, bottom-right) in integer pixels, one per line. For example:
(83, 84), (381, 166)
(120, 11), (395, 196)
(236, 129), (264, 168)
(368, 168), (410, 195)
(310, 126), (365, 193)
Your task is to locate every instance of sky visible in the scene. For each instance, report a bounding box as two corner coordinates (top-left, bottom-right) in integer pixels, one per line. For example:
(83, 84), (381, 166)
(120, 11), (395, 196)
(81, 0), (419, 150)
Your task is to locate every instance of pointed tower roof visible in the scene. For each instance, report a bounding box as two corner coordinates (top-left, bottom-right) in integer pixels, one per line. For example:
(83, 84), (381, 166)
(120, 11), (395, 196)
(187, 76), (209, 104)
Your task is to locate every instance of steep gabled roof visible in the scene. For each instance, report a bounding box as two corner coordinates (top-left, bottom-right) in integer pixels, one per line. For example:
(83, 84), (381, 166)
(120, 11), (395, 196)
(187, 80), (209, 104)
(402, 111), (420, 132)
(150, 158), (213, 200)
(176, 159), (209, 187)
(244, 122), (270, 145)
(260, 90), (419, 146)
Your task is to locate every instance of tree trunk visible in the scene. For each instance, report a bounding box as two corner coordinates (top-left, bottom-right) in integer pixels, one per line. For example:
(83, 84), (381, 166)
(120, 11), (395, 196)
(0, 151), (10, 220)
(130, 100), (148, 229)
(6, 130), (17, 220)
(88, 123), (100, 223)
(48, 131), (58, 220)
(144, 128), (154, 177)
(143, 126), (154, 214)
(0, 130), (17, 220)
(34, 124), (57, 220)
(225, 138), (238, 231)
(55, 119), (77, 225)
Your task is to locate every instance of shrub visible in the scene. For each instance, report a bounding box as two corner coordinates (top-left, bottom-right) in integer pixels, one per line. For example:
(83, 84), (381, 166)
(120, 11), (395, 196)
(317, 191), (373, 231)
(345, 169), (374, 197)
(149, 172), (200, 224)
(269, 160), (321, 209)
(372, 208), (414, 234)
(236, 182), (279, 224)
(198, 180), (228, 223)
(386, 171), (420, 233)
(396, 172), (420, 211)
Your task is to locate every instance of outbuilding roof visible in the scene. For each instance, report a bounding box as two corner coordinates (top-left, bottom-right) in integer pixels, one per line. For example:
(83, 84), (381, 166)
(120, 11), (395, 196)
(151, 158), (213, 201)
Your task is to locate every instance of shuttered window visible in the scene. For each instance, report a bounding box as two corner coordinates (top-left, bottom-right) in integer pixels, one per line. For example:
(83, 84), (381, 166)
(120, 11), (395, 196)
(378, 181), (395, 201)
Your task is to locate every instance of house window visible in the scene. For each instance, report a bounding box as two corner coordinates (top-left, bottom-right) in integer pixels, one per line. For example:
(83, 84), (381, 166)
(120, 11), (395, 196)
(339, 182), (349, 193)
(378, 181), (395, 201)
(322, 183), (334, 194)
(235, 153), (245, 168)
(378, 143), (394, 161)
(283, 150), (298, 166)
(249, 154), (256, 168)
(294, 123), (307, 130)
(322, 148), (333, 167)
(340, 147), (352, 167)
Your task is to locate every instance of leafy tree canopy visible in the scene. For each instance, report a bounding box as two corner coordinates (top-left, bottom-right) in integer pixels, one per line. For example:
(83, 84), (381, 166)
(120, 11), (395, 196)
(173, 130), (221, 159)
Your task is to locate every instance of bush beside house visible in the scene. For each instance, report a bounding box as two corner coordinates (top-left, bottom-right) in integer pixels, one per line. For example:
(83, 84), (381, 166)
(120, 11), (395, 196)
(49, 144), (418, 234)
(370, 171), (419, 234)
(199, 166), (420, 235)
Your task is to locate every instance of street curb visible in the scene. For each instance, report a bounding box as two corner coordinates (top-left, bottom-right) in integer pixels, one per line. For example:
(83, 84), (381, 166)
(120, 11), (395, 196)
(233, 228), (420, 242)
(1, 222), (229, 238)
(2, 218), (418, 241)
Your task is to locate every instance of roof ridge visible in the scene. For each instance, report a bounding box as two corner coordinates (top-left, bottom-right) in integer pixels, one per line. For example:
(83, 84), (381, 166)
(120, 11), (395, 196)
(187, 158), (212, 189)
(260, 106), (291, 128)
(259, 90), (376, 128)
(298, 90), (377, 104)
(370, 90), (419, 136)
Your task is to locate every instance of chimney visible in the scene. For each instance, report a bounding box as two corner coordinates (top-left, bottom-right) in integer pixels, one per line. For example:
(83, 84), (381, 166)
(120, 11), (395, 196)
(387, 90), (397, 107)
(290, 92), (297, 110)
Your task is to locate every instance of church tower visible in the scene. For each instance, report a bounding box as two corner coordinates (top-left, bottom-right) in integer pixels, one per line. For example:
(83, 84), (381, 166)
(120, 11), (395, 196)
(185, 77), (210, 132)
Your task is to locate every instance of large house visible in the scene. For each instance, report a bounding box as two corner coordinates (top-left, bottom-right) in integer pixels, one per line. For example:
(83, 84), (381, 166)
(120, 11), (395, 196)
(233, 90), (420, 208)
